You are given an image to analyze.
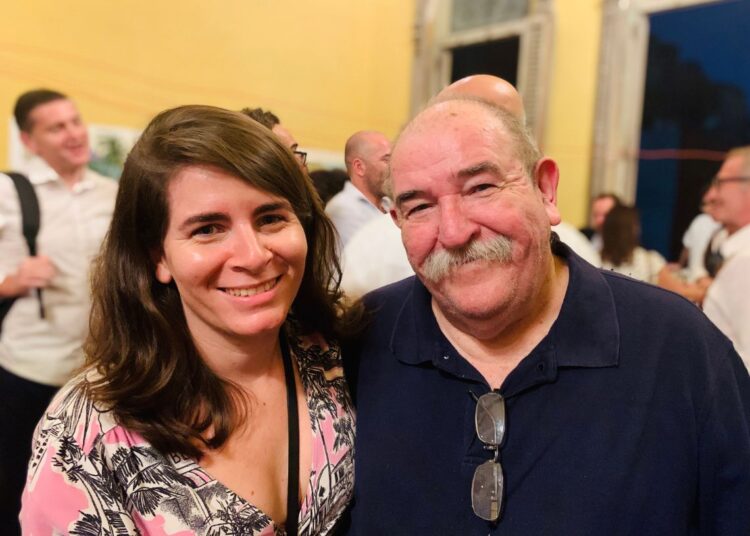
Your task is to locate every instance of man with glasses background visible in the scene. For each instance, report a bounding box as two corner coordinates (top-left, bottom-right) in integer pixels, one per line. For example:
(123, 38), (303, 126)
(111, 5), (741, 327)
(344, 80), (750, 534)
(703, 146), (750, 370)
(240, 106), (308, 169)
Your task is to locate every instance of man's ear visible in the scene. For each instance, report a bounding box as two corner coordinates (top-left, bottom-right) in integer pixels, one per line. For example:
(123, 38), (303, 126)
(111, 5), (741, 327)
(353, 157), (366, 177)
(535, 157), (561, 226)
(389, 208), (403, 229)
(20, 130), (37, 155)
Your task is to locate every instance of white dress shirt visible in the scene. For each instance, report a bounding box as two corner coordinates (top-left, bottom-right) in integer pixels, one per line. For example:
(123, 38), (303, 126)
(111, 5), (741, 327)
(325, 181), (381, 247)
(682, 213), (721, 281)
(601, 247), (666, 284)
(341, 213), (413, 299)
(0, 165), (117, 385)
(703, 224), (750, 371)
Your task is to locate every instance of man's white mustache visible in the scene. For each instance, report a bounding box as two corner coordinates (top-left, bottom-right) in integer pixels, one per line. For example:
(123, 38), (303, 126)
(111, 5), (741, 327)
(421, 235), (513, 282)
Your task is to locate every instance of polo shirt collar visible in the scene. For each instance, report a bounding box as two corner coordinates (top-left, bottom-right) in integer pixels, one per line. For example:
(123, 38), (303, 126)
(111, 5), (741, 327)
(388, 242), (620, 371)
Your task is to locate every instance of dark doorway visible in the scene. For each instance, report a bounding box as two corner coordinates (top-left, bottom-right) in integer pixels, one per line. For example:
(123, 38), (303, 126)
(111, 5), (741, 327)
(636, 0), (750, 259)
(450, 36), (520, 85)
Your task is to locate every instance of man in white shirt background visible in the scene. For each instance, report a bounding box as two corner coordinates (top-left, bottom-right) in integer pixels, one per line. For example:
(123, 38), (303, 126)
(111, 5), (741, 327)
(702, 146), (750, 370)
(0, 89), (117, 534)
(325, 130), (391, 247)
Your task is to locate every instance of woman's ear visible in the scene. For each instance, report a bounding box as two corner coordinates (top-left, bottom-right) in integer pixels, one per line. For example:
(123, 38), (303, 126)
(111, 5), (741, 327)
(153, 250), (172, 284)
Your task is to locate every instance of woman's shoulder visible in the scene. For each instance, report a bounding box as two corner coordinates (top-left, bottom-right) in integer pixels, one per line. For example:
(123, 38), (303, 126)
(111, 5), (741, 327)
(35, 373), (115, 445)
(28, 371), (146, 473)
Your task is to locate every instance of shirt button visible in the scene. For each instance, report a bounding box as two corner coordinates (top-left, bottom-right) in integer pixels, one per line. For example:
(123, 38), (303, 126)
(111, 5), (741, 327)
(442, 355), (450, 360)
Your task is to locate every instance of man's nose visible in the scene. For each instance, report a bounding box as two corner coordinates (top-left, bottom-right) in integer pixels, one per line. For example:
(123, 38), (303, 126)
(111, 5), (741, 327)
(64, 123), (85, 139)
(436, 196), (479, 249)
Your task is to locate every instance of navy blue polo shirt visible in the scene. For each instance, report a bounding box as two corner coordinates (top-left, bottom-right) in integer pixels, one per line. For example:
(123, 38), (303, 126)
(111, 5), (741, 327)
(345, 245), (750, 535)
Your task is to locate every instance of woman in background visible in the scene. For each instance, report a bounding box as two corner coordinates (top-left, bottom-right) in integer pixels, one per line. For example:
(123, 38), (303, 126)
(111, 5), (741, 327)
(21, 105), (354, 535)
(601, 205), (666, 284)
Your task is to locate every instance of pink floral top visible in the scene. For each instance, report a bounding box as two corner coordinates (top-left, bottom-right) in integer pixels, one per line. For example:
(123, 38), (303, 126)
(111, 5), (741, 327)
(21, 334), (355, 535)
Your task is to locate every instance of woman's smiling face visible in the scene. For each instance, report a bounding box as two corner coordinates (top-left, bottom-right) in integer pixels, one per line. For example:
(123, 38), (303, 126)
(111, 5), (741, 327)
(155, 164), (307, 346)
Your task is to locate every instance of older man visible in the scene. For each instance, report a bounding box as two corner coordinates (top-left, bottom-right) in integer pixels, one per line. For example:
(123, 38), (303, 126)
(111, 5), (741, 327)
(703, 146), (750, 370)
(345, 97), (750, 534)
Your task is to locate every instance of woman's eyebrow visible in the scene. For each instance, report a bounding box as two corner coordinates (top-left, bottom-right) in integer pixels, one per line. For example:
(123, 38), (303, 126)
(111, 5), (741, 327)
(178, 212), (227, 231)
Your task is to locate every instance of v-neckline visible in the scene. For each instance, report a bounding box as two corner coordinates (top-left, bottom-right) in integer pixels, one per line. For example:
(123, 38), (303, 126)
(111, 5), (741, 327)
(187, 340), (315, 532)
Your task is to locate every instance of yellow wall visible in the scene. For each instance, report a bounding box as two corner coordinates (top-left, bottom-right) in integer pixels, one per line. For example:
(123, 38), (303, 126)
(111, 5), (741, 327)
(0, 0), (414, 167)
(1, 1), (601, 225)
(545, 0), (602, 227)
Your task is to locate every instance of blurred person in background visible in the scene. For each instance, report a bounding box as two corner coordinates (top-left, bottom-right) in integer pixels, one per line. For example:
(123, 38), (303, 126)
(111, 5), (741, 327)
(582, 192), (621, 252)
(0, 88), (117, 535)
(702, 146), (750, 370)
(309, 168), (347, 207)
(21, 105), (354, 534)
(600, 205), (665, 284)
(241, 107), (308, 170)
(658, 183), (720, 304)
(326, 131), (391, 247)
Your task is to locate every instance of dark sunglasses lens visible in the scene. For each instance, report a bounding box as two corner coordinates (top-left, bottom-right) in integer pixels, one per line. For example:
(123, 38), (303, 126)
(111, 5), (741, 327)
(475, 392), (505, 445)
(472, 460), (503, 521)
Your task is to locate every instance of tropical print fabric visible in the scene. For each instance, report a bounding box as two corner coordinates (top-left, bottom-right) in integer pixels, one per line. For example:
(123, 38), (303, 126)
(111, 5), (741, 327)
(21, 333), (355, 535)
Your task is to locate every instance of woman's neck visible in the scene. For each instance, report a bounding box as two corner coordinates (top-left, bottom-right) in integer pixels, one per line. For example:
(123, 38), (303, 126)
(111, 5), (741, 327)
(195, 329), (284, 387)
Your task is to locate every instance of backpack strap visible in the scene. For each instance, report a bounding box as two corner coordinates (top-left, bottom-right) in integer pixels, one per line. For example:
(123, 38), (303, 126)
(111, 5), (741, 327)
(3, 172), (45, 318)
(5, 172), (40, 256)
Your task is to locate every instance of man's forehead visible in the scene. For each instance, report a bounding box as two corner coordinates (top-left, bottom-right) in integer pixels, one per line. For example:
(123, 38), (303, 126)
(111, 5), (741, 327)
(362, 133), (391, 157)
(271, 123), (297, 149)
(719, 154), (745, 175)
(30, 99), (78, 124)
(392, 101), (507, 163)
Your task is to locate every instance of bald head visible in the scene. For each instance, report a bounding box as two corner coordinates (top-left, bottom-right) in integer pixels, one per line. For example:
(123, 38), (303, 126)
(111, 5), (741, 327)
(344, 130), (392, 206)
(384, 97), (540, 201)
(345, 131), (390, 168)
(435, 75), (525, 122)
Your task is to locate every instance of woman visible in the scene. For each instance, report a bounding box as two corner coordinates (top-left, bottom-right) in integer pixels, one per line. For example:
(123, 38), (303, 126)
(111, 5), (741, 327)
(600, 205), (666, 284)
(21, 105), (354, 535)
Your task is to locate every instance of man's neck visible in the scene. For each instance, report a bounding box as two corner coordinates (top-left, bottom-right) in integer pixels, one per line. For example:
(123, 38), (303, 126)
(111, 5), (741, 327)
(54, 165), (87, 189)
(726, 219), (750, 236)
(350, 176), (382, 210)
(433, 255), (569, 389)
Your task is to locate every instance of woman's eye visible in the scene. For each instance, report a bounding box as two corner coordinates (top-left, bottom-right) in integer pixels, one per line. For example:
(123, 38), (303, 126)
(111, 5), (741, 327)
(258, 214), (287, 227)
(192, 224), (220, 236)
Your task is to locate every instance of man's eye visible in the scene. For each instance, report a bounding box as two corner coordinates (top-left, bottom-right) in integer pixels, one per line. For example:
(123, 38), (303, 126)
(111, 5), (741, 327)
(406, 203), (431, 217)
(470, 183), (495, 194)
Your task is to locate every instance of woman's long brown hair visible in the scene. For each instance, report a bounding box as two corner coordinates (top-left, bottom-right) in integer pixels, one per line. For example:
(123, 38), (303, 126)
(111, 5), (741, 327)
(601, 205), (641, 267)
(84, 105), (345, 458)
